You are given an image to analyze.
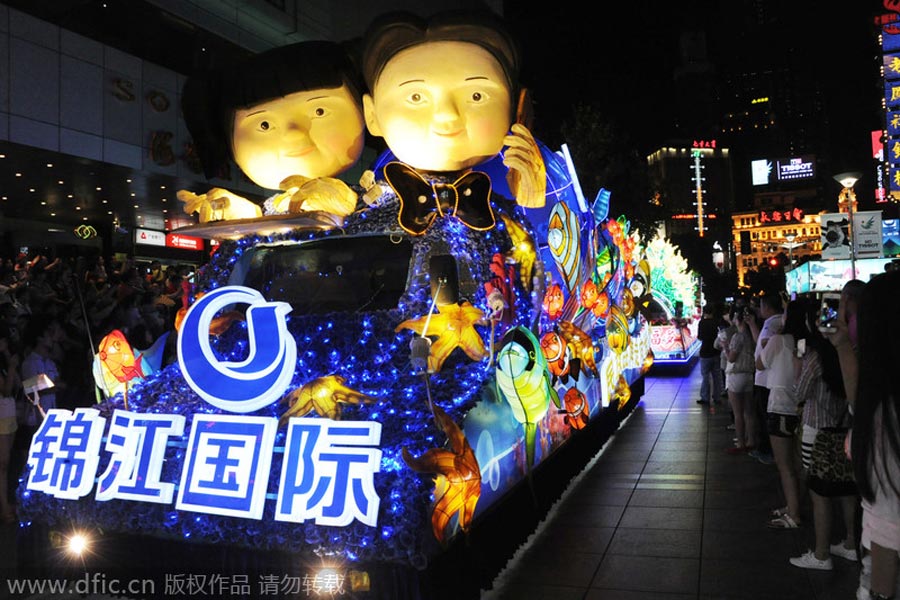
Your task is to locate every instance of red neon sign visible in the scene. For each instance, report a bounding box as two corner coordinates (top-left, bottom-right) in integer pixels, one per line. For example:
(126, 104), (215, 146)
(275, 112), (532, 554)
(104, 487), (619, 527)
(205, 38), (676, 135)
(758, 208), (804, 224)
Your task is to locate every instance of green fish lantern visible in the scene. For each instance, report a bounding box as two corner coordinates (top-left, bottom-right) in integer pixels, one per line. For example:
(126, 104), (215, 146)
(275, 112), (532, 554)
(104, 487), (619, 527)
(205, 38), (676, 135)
(495, 326), (560, 472)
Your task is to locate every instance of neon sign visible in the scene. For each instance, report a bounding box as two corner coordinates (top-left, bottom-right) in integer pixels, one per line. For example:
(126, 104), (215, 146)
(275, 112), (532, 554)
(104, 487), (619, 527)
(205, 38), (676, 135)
(759, 208), (804, 224)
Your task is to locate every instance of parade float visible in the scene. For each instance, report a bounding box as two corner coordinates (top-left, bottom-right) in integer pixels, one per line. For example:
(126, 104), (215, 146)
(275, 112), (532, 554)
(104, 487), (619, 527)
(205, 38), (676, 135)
(641, 235), (702, 364)
(16, 10), (654, 599)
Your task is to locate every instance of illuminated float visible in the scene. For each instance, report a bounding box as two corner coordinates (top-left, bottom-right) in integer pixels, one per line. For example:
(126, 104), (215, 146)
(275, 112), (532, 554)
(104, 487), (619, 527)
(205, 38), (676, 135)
(640, 234), (702, 364)
(16, 9), (654, 598)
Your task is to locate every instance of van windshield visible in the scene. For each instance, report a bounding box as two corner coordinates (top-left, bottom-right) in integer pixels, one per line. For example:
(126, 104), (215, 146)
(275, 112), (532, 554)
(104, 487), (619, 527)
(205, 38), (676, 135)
(240, 235), (413, 315)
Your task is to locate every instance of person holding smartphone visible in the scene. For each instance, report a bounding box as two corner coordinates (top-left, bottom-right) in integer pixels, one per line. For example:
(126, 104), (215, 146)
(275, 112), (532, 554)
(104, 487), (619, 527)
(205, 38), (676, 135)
(724, 305), (757, 454)
(757, 299), (807, 529)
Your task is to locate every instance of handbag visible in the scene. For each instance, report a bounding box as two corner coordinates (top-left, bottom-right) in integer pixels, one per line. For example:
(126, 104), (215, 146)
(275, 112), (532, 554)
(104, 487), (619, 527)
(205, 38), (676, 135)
(807, 425), (856, 497)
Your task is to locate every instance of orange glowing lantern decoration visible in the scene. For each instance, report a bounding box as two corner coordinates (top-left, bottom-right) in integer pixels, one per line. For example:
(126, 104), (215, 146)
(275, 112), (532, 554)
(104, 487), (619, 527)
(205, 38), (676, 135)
(395, 301), (487, 373)
(541, 283), (564, 321)
(174, 292), (244, 334)
(613, 374), (632, 410)
(402, 405), (481, 544)
(92, 329), (168, 408)
(557, 320), (599, 376)
(279, 375), (376, 423)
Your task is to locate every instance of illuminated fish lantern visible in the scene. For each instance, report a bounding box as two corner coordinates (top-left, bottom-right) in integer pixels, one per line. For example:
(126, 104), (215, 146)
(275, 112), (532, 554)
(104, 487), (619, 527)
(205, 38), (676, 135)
(605, 305), (630, 355)
(547, 201), (581, 293)
(593, 290), (611, 319)
(92, 329), (170, 405)
(562, 387), (589, 430)
(540, 330), (572, 384)
(630, 258), (653, 311)
(580, 279), (599, 311)
(483, 252), (516, 326)
(495, 326), (559, 472)
(557, 320), (599, 377)
(541, 283), (564, 321)
(402, 404), (481, 544)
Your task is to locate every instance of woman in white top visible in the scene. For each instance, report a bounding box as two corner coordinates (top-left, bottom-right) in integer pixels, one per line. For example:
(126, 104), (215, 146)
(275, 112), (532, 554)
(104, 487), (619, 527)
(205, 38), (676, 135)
(758, 299), (807, 529)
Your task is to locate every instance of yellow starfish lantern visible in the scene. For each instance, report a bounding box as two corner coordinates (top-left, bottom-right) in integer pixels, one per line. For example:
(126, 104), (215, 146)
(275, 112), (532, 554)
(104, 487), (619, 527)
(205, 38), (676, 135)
(395, 301), (487, 373)
(279, 375), (375, 424)
(402, 404), (481, 544)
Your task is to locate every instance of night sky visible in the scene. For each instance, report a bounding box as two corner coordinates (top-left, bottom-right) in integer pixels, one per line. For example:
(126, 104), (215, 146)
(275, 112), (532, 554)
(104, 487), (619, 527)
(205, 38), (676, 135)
(503, 0), (886, 202)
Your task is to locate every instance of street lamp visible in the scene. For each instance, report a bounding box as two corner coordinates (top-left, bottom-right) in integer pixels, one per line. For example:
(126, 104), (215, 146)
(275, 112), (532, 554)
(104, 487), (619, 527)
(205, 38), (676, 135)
(781, 233), (798, 266)
(832, 171), (862, 278)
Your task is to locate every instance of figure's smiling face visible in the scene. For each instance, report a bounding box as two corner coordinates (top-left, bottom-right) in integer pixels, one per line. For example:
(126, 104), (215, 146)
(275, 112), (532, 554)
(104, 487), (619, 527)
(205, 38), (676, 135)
(232, 83), (365, 190)
(365, 41), (513, 172)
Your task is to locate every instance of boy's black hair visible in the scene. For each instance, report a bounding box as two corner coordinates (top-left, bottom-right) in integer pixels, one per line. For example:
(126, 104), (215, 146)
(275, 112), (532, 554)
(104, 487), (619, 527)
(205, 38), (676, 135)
(361, 9), (521, 109)
(181, 40), (365, 180)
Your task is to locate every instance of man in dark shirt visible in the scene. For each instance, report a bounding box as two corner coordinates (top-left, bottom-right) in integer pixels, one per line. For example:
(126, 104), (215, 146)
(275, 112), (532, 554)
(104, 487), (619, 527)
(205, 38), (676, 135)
(697, 303), (724, 405)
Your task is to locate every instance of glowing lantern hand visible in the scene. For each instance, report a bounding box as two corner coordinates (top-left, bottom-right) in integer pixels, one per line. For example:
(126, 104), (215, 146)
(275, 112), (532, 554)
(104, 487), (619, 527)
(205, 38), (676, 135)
(279, 375), (375, 424)
(395, 302), (488, 373)
(401, 404), (481, 544)
(177, 187), (262, 223)
(503, 123), (547, 208)
(278, 175), (358, 217)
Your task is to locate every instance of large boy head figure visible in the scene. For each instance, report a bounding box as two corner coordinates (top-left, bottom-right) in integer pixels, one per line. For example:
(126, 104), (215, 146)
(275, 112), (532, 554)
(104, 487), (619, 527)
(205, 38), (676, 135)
(361, 10), (520, 173)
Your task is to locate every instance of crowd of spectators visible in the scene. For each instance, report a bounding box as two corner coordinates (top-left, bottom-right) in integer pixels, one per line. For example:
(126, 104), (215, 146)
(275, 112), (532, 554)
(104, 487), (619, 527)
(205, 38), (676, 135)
(0, 251), (196, 523)
(705, 272), (900, 600)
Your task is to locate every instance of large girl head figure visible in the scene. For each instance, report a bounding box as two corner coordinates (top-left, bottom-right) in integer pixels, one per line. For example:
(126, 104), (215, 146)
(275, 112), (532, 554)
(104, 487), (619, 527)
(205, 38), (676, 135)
(360, 10), (545, 208)
(180, 40), (366, 218)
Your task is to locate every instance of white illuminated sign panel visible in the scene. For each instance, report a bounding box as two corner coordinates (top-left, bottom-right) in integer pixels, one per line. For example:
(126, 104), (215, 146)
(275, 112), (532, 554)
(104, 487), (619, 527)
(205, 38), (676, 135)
(776, 156), (815, 181)
(134, 228), (166, 247)
(25, 285), (384, 528)
(751, 159), (772, 186)
(751, 155), (816, 185)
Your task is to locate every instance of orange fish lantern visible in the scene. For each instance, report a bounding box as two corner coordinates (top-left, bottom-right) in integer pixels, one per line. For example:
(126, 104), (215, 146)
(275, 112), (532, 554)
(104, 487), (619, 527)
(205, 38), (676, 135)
(592, 291), (610, 319)
(580, 279), (599, 310)
(92, 329), (169, 407)
(97, 330), (143, 383)
(541, 283), (564, 321)
(557, 320), (599, 377)
(540, 331), (571, 383)
(563, 387), (589, 430)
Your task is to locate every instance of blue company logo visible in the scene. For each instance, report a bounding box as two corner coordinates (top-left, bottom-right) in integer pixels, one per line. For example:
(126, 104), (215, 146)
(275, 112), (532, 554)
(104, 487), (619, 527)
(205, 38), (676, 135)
(178, 286), (296, 413)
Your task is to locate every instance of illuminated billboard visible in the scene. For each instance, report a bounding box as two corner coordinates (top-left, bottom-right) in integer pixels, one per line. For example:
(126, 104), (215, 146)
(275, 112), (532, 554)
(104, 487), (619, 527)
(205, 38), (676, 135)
(750, 155), (816, 186)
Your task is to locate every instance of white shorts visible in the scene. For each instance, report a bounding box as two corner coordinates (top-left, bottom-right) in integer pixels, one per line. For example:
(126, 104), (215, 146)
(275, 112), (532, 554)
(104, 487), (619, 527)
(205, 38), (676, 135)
(726, 372), (754, 394)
